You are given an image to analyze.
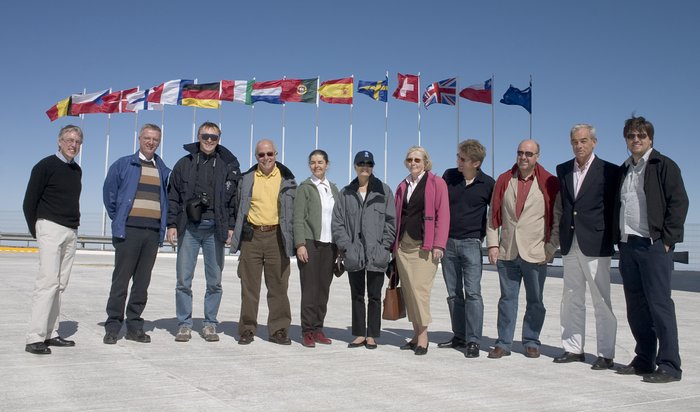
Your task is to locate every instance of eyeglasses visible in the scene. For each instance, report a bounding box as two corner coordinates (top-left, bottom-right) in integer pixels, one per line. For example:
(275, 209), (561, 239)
(356, 162), (374, 167)
(257, 151), (275, 158)
(405, 158), (422, 164)
(61, 138), (82, 145)
(517, 151), (538, 158)
(200, 133), (220, 141)
(625, 133), (648, 140)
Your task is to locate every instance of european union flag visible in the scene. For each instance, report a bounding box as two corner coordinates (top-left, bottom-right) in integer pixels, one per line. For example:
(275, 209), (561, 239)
(357, 78), (388, 102)
(500, 84), (531, 113)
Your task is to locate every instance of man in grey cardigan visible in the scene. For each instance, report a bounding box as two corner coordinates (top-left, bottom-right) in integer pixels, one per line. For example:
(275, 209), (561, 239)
(230, 139), (296, 345)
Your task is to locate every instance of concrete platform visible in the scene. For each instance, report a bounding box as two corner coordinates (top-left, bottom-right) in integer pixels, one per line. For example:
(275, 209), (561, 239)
(1, 250), (698, 411)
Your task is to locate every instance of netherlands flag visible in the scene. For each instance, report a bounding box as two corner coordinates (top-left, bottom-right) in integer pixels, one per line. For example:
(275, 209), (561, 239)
(459, 79), (493, 104)
(251, 80), (283, 104)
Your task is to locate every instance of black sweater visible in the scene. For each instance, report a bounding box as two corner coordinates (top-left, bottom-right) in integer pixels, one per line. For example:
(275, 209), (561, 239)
(23, 155), (82, 237)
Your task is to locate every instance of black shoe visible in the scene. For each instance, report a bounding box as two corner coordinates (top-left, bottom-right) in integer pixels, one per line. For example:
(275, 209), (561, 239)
(616, 363), (654, 376)
(465, 342), (480, 358)
(591, 357), (614, 370)
(643, 368), (681, 383)
(238, 330), (254, 345)
(268, 329), (292, 345)
(365, 340), (378, 350)
(414, 344), (429, 356)
(125, 330), (151, 343)
(437, 337), (466, 349)
(553, 351), (585, 363)
(348, 339), (366, 348)
(25, 342), (51, 355)
(103, 332), (118, 345)
(399, 341), (417, 351)
(44, 336), (75, 347)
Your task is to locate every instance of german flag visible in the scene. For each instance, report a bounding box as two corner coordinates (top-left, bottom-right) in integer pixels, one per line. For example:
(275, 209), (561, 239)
(181, 82), (221, 109)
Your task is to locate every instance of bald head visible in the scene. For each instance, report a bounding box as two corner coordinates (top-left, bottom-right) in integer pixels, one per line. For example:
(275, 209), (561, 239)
(255, 139), (278, 175)
(516, 139), (540, 178)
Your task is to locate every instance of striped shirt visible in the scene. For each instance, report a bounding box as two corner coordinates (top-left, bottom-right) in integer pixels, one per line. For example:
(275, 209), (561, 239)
(126, 160), (161, 229)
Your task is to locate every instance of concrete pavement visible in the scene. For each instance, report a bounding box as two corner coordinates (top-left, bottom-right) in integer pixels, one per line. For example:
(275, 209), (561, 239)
(1, 250), (699, 411)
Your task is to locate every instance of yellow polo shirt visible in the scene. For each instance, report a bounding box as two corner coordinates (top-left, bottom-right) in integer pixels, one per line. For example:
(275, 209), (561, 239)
(247, 165), (282, 226)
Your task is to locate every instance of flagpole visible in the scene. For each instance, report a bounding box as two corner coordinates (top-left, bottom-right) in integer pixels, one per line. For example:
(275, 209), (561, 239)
(192, 78), (198, 143)
(282, 76), (286, 164)
(315, 76), (320, 149)
(491, 74), (496, 178)
(384, 70), (389, 182)
(529, 74), (533, 139)
(101, 114), (111, 247)
(417, 72), (421, 146)
(348, 74), (354, 183)
(78, 87), (86, 166)
(160, 107), (165, 159)
(133, 108), (139, 153)
(249, 103), (255, 168)
(456, 76), (460, 146)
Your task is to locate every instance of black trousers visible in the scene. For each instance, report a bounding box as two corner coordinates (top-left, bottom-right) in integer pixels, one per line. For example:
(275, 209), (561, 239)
(105, 227), (160, 333)
(348, 269), (385, 338)
(619, 236), (682, 378)
(297, 240), (335, 332)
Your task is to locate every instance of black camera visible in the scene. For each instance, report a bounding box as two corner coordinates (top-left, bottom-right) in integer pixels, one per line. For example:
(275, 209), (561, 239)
(186, 192), (210, 223)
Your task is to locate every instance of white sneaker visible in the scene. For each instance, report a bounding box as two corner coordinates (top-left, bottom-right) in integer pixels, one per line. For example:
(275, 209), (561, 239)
(175, 327), (191, 342)
(202, 325), (219, 342)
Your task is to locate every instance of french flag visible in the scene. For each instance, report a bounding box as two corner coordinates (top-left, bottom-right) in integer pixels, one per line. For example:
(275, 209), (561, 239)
(147, 79), (193, 105)
(251, 80), (283, 104)
(459, 79), (493, 104)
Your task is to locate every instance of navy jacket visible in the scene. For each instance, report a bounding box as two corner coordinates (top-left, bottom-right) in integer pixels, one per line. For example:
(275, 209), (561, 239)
(556, 156), (617, 256)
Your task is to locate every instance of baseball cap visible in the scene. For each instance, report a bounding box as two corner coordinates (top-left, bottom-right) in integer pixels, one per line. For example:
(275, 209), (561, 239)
(353, 150), (375, 166)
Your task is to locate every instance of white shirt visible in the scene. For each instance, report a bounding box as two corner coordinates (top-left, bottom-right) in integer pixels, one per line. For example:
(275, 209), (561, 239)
(311, 176), (335, 243)
(620, 148), (652, 241)
(405, 171), (426, 203)
(573, 153), (595, 198)
(139, 151), (156, 165)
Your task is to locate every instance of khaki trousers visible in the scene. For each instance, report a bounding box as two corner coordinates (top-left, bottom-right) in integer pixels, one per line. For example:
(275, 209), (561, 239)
(396, 234), (437, 327)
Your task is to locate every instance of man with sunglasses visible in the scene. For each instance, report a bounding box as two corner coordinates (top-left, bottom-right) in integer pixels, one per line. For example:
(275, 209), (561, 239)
(614, 115), (688, 383)
(231, 139), (297, 345)
(167, 122), (240, 343)
(486, 139), (560, 359)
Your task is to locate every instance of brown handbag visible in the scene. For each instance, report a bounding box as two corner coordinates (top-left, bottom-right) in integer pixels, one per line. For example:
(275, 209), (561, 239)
(382, 259), (406, 320)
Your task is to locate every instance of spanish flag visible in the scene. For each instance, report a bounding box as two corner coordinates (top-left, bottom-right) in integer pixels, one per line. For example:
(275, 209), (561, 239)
(319, 77), (353, 104)
(181, 82), (221, 109)
(46, 97), (73, 121)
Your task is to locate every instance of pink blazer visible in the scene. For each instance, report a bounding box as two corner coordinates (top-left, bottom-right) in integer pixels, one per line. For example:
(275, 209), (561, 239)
(393, 171), (450, 252)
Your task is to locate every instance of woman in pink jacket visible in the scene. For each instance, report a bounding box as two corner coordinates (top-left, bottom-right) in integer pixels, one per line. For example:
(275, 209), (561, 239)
(393, 146), (450, 355)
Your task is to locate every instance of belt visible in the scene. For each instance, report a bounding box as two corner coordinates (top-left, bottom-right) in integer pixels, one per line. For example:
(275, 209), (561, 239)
(251, 224), (279, 232)
(626, 234), (653, 245)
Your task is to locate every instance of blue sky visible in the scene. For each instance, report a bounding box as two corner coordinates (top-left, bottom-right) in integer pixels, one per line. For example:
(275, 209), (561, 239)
(2, 0), (699, 233)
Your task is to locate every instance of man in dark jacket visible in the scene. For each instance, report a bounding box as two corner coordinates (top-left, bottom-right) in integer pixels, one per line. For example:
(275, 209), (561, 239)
(614, 115), (688, 383)
(167, 122), (240, 343)
(102, 124), (171, 345)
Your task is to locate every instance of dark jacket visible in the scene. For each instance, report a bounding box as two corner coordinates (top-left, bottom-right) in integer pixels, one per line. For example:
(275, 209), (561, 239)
(103, 152), (171, 243)
(230, 162), (297, 256)
(613, 148), (688, 248)
(332, 175), (396, 272)
(556, 156), (617, 256)
(167, 143), (241, 243)
(442, 168), (495, 240)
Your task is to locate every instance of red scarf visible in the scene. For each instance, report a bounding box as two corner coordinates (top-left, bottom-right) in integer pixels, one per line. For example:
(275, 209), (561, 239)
(491, 163), (559, 241)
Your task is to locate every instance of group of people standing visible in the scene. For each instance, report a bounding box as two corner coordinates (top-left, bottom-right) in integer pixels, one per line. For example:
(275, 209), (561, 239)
(22, 115), (688, 384)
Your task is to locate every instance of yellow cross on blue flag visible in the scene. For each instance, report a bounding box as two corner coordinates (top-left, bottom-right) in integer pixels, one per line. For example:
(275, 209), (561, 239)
(357, 77), (388, 102)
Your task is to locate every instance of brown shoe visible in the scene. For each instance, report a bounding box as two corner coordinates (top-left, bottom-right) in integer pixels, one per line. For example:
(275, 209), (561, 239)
(525, 347), (540, 358)
(487, 347), (511, 359)
(302, 331), (316, 348)
(313, 330), (332, 345)
(238, 330), (254, 345)
(269, 329), (292, 345)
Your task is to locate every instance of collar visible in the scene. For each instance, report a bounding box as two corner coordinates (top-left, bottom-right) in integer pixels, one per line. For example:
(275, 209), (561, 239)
(55, 151), (73, 164)
(405, 171), (426, 185)
(625, 147), (653, 168)
(575, 153), (595, 172)
(255, 165), (279, 178)
(139, 151), (156, 165)
(311, 175), (328, 187)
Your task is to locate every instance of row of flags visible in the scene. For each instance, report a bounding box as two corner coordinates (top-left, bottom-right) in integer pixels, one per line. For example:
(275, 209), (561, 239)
(46, 74), (532, 121)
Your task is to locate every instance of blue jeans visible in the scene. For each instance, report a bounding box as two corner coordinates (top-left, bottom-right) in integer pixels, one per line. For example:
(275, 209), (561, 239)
(495, 257), (547, 350)
(176, 220), (224, 328)
(441, 237), (483, 344)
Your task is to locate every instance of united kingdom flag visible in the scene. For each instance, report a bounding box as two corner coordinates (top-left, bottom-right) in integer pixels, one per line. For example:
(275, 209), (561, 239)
(422, 77), (457, 108)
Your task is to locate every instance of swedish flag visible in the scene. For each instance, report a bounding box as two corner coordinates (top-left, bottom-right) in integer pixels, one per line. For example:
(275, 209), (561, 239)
(357, 77), (388, 102)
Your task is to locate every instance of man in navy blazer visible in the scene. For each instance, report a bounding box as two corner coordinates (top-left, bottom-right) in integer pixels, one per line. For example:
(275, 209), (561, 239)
(552, 124), (618, 370)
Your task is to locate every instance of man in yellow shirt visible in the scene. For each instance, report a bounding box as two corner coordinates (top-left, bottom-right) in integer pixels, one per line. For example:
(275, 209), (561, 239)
(231, 139), (297, 345)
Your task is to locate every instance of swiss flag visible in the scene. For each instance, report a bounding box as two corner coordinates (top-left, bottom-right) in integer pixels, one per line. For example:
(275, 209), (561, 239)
(392, 73), (419, 103)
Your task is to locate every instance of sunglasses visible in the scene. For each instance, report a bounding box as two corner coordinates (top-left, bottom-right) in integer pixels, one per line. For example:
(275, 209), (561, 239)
(517, 150), (538, 158)
(405, 157), (422, 164)
(200, 133), (220, 141)
(356, 162), (374, 167)
(625, 133), (649, 140)
(257, 151), (275, 158)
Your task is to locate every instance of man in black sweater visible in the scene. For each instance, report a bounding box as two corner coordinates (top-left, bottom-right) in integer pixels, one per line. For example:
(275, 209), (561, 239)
(22, 125), (83, 355)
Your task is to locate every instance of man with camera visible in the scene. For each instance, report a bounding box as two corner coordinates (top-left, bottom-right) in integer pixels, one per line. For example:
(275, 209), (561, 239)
(103, 124), (171, 345)
(167, 122), (241, 342)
